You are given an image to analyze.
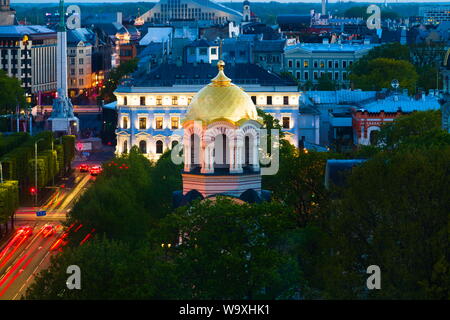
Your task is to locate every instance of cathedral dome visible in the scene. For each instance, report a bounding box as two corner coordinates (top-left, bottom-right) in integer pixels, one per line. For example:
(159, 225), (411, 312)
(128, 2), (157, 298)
(183, 60), (259, 124)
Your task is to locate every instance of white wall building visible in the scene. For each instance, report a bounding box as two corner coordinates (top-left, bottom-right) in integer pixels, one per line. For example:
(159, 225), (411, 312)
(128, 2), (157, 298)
(114, 62), (301, 160)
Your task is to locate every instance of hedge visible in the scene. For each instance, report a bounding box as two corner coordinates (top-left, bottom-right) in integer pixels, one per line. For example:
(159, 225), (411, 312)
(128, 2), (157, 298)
(0, 180), (19, 224)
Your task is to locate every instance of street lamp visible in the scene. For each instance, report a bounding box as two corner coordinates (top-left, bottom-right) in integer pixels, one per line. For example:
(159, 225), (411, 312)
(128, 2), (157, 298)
(51, 139), (55, 186)
(34, 138), (45, 207)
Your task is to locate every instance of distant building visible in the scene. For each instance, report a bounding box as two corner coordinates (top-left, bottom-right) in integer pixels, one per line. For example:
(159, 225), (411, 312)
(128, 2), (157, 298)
(284, 42), (377, 87)
(113, 62), (300, 160)
(137, 0), (242, 25)
(185, 39), (219, 64)
(67, 28), (95, 98)
(353, 91), (441, 145)
(419, 6), (450, 25)
(83, 12), (140, 68)
(277, 14), (311, 41)
(253, 39), (285, 73)
(0, 25), (57, 104)
(0, 0), (15, 26)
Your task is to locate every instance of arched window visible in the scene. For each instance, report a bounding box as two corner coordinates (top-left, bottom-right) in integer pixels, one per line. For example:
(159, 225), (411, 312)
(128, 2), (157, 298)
(369, 130), (379, 146)
(244, 135), (250, 166)
(171, 140), (178, 149)
(139, 140), (147, 154)
(190, 134), (200, 167)
(123, 140), (128, 154)
(214, 133), (229, 171)
(156, 140), (163, 154)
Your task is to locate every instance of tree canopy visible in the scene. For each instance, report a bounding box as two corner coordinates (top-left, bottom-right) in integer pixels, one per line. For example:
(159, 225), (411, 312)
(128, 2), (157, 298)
(0, 70), (27, 115)
(349, 58), (418, 93)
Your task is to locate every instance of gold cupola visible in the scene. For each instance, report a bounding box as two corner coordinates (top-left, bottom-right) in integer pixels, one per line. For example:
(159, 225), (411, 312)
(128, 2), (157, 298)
(183, 60), (259, 124)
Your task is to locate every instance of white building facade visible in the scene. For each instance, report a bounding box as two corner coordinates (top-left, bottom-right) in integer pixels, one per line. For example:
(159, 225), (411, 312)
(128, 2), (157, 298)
(284, 42), (377, 87)
(114, 84), (300, 160)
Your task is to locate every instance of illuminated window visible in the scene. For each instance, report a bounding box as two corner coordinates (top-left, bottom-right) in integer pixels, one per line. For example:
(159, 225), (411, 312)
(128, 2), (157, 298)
(171, 117), (179, 129)
(304, 60), (309, 68)
(283, 96), (289, 105)
(156, 96), (162, 105)
(140, 96), (145, 106)
(320, 60), (325, 68)
(122, 117), (128, 129)
(139, 117), (146, 129)
(282, 117), (290, 129)
(155, 117), (163, 129)
(139, 140), (147, 154)
(172, 96), (178, 105)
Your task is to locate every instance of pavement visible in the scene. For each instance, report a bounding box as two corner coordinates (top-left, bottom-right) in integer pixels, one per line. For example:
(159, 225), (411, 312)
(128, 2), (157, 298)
(0, 144), (114, 300)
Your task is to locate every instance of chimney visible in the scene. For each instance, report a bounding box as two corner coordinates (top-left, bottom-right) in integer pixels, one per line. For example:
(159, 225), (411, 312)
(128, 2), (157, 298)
(117, 12), (122, 24)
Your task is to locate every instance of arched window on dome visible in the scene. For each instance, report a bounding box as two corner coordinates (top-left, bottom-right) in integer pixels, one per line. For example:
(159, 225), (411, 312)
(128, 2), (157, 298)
(190, 134), (200, 170)
(244, 135), (250, 167)
(139, 140), (147, 154)
(214, 133), (230, 172)
(156, 140), (163, 154)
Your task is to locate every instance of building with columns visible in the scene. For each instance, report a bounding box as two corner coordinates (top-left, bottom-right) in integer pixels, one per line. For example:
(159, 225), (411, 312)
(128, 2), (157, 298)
(136, 0), (242, 25)
(0, 25), (57, 104)
(114, 62), (300, 161)
(173, 60), (270, 205)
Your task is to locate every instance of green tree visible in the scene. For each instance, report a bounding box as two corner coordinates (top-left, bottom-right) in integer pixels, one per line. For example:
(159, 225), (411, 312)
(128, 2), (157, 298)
(101, 58), (139, 103)
(0, 70), (27, 115)
(263, 141), (342, 227)
(375, 110), (449, 150)
(317, 73), (336, 91)
(349, 58), (418, 93)
(24, 237), (181, 299)
(317, 146), (450, 299)
(157, 197), (301, 299)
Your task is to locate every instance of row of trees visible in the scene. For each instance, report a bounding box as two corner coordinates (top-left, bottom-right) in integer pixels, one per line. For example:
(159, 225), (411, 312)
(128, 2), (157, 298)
(25, 111), (450, 299)
(0, 132), (75, 194)
(349, 43), (445, 93)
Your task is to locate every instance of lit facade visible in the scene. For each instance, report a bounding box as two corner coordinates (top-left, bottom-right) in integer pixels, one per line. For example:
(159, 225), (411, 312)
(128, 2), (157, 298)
(0, 25), (57, 102)
(137, 0), (242, 25)
(114, 64), (300, 160)
(284, 43), (377, 86)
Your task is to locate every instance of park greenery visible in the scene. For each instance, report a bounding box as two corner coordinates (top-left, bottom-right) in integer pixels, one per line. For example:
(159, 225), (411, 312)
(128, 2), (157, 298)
(24, 110), (449, 300)
(101, 58), (139, 103)
(349, 43), (445, 93)
(0, 70), (27, 115)
(0, 132), (75, 233)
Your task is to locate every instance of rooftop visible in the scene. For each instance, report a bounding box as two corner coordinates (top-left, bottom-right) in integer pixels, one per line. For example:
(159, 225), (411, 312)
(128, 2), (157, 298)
(285, 42), (377, 53)
(360, 93), (441, 113)
(128, 62), (297, 88)
(0, 25), (55, 38)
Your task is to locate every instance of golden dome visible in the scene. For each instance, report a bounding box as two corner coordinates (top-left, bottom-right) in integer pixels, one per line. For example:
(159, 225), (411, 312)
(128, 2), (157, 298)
(183, 60), (259, 125)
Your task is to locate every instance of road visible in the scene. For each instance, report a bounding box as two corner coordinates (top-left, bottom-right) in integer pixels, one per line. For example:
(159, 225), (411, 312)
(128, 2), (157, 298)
(0, 169), (96, 300)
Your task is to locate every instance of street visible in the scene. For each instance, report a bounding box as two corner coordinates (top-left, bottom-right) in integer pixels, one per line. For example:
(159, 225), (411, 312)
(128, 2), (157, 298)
(0, 158), (105, 300)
